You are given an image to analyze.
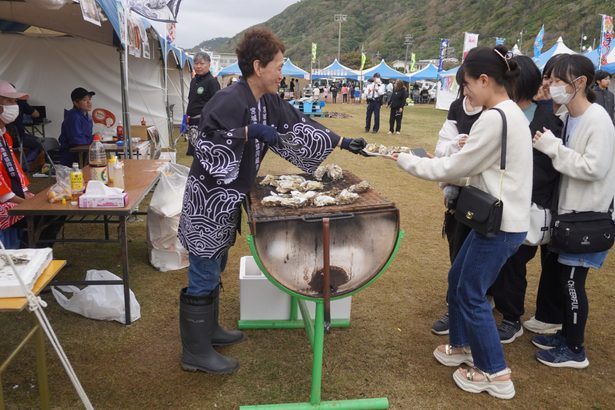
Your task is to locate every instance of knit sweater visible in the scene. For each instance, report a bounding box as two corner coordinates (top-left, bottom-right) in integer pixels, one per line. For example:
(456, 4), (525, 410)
(533, 103), (615, 215)
(397, 99), (533, 232)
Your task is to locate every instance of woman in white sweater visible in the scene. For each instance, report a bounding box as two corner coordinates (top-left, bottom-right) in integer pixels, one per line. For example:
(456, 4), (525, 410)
(532, 54), (615, 369)
(392, 46), (533, 399)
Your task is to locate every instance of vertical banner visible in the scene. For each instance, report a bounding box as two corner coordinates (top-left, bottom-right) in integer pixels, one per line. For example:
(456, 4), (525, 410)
(495, 37), (506, 45)
(534, 24), (545, 58)
(438, 38), (449, 72)
(462, 32), (479, 61)
(599, 15), (614, 68)
(360, 51), (366, 71)
(410, 52), (416, 72)
(311, 43), (317, 64)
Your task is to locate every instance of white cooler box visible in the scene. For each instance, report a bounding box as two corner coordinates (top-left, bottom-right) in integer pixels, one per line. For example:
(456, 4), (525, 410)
(239, 256), (352, 321)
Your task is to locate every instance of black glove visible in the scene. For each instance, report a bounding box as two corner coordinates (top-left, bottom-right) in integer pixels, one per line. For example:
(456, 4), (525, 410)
(341, 137), (368, 156)
(247, 124), (279, 146)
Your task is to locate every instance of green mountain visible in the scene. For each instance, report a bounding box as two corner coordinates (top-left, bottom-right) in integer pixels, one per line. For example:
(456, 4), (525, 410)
(199, 0), (615, 70)
(189, 37), (231, 53)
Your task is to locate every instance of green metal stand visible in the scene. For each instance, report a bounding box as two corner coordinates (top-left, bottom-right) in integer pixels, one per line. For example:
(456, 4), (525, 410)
(240, 300), (388, 410)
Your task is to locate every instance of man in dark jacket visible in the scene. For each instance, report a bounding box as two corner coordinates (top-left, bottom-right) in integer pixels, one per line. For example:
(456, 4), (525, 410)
(593, 70), (614, 123)
(186, 52), (220, 155)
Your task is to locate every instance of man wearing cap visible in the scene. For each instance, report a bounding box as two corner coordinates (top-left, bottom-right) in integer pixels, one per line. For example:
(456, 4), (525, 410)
(0, 81), (32, 248)
(58, 87), (95, 166)
(593, 70), (614, 123)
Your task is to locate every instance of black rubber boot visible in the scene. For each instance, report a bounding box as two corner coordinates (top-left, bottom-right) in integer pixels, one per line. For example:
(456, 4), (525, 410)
(179, 288), (239, 374)
(211, 286), (245, 346)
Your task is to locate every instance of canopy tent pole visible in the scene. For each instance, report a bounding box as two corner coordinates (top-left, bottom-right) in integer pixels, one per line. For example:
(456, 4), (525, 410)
(120, 2), (133, 158)
(179, 61), (186, 116)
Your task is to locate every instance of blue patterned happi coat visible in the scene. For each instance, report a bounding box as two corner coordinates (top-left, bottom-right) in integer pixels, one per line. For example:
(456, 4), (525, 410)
(178, 80), (341, 258)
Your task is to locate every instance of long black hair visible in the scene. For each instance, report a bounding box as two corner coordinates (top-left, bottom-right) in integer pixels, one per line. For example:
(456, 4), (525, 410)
(511, 55), (541, 102)
(549, 54), (596, 103)
(463, 45), (520, 97)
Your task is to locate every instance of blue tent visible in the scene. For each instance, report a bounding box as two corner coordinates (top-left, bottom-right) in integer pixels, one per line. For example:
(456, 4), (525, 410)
(408, 64), (439, 82)
(312, 59), (359, 80)
(362, 59), (408, 80)
(282, 58), (309, 79)
(217, 62), (241, 76)
(532, 37), (576, 70)
(439, 65), (459, 77)
(584, 48), (599, 68)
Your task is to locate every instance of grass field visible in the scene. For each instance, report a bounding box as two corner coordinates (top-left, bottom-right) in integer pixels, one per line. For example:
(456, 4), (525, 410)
(1, 102), (614, 409)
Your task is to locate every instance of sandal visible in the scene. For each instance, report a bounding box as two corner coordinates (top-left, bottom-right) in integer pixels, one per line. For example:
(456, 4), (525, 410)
(433, 344), (474, 367)
(453, 366), (515, 400)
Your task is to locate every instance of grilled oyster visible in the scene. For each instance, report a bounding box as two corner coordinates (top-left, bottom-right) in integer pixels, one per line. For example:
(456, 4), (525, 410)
(335, 189), (359, 205)
(313, 194), (337, 207)
(348, 180), (370, 193)
(300, 180), (324, 192)
(260, 174), (276, 186)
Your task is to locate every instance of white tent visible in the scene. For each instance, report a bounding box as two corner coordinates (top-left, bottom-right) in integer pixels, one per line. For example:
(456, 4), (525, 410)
(0, 1), (180, 146)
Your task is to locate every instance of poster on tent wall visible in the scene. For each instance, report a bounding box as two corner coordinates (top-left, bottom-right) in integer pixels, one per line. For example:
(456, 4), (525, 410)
(462, 33), (479, 61)
(128, 16), (143, 57)
(435, 72), (458, 111)
(129, 0), (182, 23)
(80, 0), (101, 26)
(599, 15), (614, 67)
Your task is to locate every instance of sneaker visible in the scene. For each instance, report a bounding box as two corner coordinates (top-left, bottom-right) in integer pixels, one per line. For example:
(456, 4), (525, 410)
(431, 312), (449, 335)
(498, 320), (523, 344)
(536, 345), (589, 369)
(387, 131), (393, 135)
(395, 131), (401, 135)
(532, 331), (564, 350)
(523, 316), (562, 334)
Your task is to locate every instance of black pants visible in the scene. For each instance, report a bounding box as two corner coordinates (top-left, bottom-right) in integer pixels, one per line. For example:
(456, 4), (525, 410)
(533, 248), (564, 324)
(332, 93), (337, 103)
(389, 108), (403, 133)
(342, 94), (348, 103)
(558, 263), (589, 351)
(365, 100), (381, 132)
(443, 211), (471, 264)
(491, 245), (537, 322)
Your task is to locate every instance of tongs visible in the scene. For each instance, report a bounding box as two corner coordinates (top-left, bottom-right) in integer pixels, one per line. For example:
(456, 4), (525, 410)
(278, 132), (302, 150)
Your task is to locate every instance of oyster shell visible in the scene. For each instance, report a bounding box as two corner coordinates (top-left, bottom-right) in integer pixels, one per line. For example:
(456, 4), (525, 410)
(313, 194), (337, 207)
(348, 180), (370, 193)
(262, 195), (284, 207)
(300, 180), (324, 191)
(260, 174), (276, 186)
(335, 189), (359, 205)
(313, 165), (327, 181)
(279, 196), (308, 208)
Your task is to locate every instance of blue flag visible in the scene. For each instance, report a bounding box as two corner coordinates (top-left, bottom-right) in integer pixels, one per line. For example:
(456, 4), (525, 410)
(534, 25), (545, 58)
(495, 37), (506, 45)
(438, 38), (449, 72)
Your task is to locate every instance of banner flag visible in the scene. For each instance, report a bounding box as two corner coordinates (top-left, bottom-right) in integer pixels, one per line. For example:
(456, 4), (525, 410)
(410, 52), (416, 72)
(462, 32), (479, 61)
(495, 37), (506, 45)
(311, 43), (317, 64)
(599, 15), (614, 68)
(534, 24), (545, 58)
(438, 38), (449, 72)
(129, 0), (182, 23)
(360, 51), (366, 71)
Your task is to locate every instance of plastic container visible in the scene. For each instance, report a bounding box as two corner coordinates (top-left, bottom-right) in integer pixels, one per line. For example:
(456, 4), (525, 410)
(107, 155), (125, 190)
(89, 135), (108, 184)
(69, 162), (84, 200)
(140, 117), (146, 126)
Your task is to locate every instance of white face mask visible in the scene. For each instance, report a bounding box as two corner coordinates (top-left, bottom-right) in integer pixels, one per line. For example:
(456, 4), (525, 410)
(0, 104), (19, 124)
(549, 77), (581, 105)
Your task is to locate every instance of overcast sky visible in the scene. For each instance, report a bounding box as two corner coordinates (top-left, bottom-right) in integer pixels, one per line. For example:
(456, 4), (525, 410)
(169, 0), (300, 48)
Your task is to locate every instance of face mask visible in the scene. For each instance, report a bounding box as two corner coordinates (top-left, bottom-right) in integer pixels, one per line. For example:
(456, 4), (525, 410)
(0, 104), (19, 124)
(549, 77), (581, 105)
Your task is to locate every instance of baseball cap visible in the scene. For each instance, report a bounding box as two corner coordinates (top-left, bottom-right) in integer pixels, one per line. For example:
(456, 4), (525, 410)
(71, 87), (96, 101)
(0, 80), (29, 100)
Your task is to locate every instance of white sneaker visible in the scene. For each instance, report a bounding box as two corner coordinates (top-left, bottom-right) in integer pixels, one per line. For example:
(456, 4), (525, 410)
(523, 316), (562, 335)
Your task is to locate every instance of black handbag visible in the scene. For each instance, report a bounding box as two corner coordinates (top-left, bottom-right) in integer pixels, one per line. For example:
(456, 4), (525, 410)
(454, 108), (506, 238)
(550, 201), (615, 254)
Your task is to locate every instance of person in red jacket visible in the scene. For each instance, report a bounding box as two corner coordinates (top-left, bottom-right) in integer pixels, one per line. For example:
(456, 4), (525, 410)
(0, 81), (31, 248)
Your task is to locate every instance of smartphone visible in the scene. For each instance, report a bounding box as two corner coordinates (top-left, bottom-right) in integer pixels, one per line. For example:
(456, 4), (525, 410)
(411, 148), (429, 158)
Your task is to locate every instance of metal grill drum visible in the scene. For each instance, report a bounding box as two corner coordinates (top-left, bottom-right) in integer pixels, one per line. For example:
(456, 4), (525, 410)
(247, 171), (400, 300)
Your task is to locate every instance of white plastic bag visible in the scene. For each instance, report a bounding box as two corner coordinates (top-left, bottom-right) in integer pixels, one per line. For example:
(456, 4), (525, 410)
(147, 162), (190, 271)
(149, 163), (190, 217)
(51, 270), (141, 324)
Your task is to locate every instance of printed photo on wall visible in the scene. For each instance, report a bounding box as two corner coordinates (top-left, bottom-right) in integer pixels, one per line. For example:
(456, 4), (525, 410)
(80, 0), (101, 26)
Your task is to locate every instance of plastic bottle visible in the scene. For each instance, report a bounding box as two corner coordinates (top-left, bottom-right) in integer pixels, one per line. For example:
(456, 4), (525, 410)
(69, 162), (84, 200)
(89, 135), (108, 184)
(140, 116), (146, 126)
(107, 155), (125, 190)
(116, 123), (124, 140)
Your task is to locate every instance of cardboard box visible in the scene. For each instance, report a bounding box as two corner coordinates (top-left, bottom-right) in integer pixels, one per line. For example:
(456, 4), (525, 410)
(130, 125), (149, 140)
(239, 256), (352, 321)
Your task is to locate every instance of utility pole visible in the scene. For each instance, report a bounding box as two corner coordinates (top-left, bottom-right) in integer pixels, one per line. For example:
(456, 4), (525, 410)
(403, 34), (413, 73)
(334, 14), (347, 61)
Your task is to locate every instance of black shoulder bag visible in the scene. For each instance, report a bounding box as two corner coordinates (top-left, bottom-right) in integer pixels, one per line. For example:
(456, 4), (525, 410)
(454, 108), (506, 237)
(549, 118), (615, 253)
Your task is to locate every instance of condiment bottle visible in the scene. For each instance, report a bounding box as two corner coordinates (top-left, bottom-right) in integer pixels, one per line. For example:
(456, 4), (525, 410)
(69, 162), (84, 200)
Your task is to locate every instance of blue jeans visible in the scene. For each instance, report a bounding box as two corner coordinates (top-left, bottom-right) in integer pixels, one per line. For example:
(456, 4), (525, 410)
(186, 251), (228, 296)
(448, 230), (526, 374)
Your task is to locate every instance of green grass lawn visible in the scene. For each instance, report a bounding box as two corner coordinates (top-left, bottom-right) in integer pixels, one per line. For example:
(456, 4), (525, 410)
(1, 102), (614, 409)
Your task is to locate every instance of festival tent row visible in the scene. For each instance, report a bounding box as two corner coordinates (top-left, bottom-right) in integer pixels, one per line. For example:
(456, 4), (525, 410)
(217, 58), (309, 79)
(0, 0), (193, 146)
(312, 59), (359, 80)
(408, 63), (439, 82)
(362, 59), (409, 81)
